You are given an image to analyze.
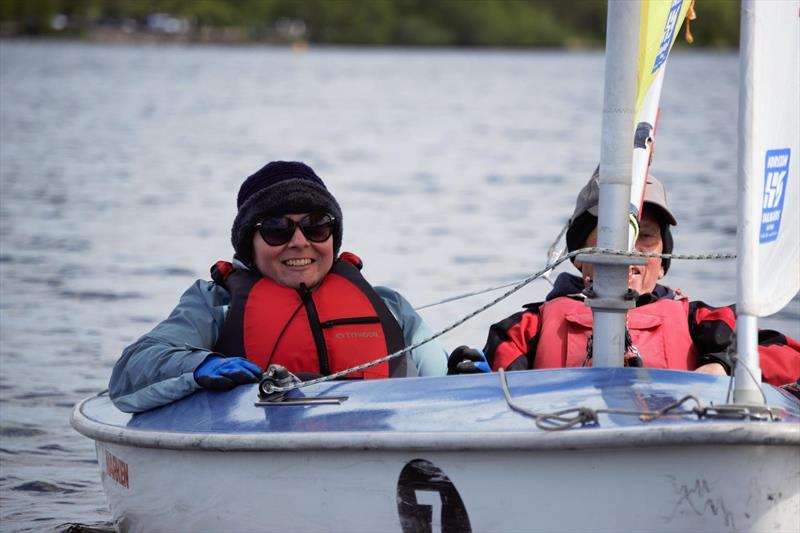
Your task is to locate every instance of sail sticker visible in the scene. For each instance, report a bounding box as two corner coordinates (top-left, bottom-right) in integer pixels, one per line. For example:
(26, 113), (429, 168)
(760, 148), (791, 244)
(105, 450), (129, 488)
(634, 122), (654, 149)
(397, 459), (471, 533)
(652, 0), (684, 73)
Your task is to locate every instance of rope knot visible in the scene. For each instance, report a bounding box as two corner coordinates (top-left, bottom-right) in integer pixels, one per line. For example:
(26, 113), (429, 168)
(535, 407), (600, 431)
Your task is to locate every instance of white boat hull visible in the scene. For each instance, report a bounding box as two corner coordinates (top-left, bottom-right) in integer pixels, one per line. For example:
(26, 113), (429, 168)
(96, 440), (799, 533)
(74, 369), (800, 533)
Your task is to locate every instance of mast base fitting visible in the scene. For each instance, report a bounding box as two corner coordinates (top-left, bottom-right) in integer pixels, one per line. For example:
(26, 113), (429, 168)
(575, 254), (648, 267)
(582, 288), (639, 310)
(577, 253), (646, 310)
(584, 295), (637, 311)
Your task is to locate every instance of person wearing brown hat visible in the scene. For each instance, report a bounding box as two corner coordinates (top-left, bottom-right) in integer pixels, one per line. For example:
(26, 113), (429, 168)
(109, 161), (447, 413)
(453, 169), (799, 387)
(566, 168), (676, 295)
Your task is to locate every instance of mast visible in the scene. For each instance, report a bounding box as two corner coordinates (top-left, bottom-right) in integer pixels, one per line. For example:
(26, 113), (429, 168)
(584, 1), (643, 366)
(735, 0), (763, 403)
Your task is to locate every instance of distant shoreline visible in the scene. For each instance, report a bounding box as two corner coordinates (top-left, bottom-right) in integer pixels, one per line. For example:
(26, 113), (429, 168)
(0, 35), (737, 54)
(0, 32), (601, 50)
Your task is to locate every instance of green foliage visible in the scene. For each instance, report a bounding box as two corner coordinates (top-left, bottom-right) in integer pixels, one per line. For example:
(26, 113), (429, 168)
(0, 0), (742, 48)
(683, 0), (740, 47)
(181, 0), (239, 26)
(0, 0), (61, 34)
(271, 0), (395, 44)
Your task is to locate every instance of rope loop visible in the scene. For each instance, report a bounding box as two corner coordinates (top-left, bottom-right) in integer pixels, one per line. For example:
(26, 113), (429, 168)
(535, 407), (599, 431)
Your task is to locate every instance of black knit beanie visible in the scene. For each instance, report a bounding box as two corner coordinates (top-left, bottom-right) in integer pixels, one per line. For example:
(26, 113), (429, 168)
(231, 161), (343, 264)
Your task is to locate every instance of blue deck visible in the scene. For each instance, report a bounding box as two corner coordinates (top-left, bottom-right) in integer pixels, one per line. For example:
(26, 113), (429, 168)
(82, 368), (800, 436)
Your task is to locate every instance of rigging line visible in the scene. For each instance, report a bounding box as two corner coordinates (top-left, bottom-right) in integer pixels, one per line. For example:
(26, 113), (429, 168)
(414, 278), (532, 310)
(541, 221), (570, 286)
(730, 353), (769, 405)
(415, 248), (737, 311)
(263, 246), (590, 395)
(725, 363), (736, 405)
(261, 247), (737, 396)
(414, 221), (569, 311)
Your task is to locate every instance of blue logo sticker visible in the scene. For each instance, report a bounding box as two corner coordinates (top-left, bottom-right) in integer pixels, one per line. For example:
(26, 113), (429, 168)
(760, 148), (791, 243)
(652, 0), (684, 74)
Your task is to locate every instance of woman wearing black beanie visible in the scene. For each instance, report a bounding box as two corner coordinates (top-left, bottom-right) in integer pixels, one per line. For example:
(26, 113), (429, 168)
(109, 161), (448, 413)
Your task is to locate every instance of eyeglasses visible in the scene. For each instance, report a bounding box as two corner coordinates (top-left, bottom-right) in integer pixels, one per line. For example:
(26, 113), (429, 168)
(255, 213), (336, 246)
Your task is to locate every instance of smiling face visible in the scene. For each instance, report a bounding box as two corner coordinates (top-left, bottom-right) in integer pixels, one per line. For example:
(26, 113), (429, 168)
(252, 213), (335, 289)
(577, 207), (665, 294)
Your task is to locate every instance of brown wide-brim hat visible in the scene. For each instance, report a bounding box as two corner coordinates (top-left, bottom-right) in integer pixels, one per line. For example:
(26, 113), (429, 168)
(569, 167), (677, 226)
(566, 167), (677, 272)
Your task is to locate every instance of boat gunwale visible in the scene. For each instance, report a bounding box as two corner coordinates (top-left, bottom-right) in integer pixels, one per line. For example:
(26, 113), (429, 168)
(71, 394), (800, 452)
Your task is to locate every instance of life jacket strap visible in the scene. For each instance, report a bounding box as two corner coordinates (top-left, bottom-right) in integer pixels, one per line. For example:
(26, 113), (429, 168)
(211, 260), (234, 284)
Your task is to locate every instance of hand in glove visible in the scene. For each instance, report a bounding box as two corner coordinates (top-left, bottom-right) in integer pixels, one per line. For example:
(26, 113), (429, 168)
(194, 355), (262, 390)
(447, 346), (491, 375)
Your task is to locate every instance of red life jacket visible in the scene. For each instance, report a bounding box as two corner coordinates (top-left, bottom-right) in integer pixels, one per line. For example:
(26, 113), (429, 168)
(211, 253), (407, 379)
(533, 296), (698, 370)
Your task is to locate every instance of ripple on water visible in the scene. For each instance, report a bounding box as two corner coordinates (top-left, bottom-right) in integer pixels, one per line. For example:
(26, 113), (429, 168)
(27, 235), (90, 253)
(0, 425), (46, 438)
(119, 266), (195, 277)
(58, 522), (116, 533)
(57, 290), (142, 301)
(13, 391), (59, 401)
(13, 481), (77, 494)
(128, 315), (160, 324)
(38, 444), (71, 453)
(452, 254), (496, 265)
(73, 388), (103, 395)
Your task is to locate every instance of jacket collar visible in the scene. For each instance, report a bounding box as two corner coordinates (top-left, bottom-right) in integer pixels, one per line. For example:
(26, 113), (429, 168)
(545, 272), (678, 305)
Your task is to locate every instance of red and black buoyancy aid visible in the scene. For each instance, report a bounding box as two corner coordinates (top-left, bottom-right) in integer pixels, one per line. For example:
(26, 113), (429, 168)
(532, 296), (697, 370)
(210, 253), (407, 379)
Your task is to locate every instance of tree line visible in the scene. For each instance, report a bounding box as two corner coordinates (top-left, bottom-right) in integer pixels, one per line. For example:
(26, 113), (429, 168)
(0, 0), (741, 48)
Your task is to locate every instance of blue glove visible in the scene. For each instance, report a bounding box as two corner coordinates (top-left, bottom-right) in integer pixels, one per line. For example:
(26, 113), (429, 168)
(447, 346), (491, 375)
(194, 355), (262, 390)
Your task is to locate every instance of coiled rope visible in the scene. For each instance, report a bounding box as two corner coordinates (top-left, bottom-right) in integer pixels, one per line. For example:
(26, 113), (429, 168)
(499, 366), (708, 431)
(499, 367), (779, 431)
(260, 247), (736, 397)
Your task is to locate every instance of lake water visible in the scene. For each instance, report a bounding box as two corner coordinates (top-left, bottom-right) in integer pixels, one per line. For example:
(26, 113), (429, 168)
(0, 40), (797, 532)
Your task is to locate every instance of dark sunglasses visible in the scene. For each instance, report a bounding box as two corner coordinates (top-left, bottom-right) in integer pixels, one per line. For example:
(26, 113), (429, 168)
(255, 213), (336, 246)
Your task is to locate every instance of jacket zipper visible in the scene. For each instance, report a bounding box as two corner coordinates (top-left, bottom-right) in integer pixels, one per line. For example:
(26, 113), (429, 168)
(298, 284), (330, 375)
(320, 316), (380, 328)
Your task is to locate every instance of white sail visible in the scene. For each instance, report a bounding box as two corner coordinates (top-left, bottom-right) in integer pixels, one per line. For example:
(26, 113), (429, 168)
(737, 1), (800, 319)
(631, 0), (691, 225)
(735, 0), (799, 401)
